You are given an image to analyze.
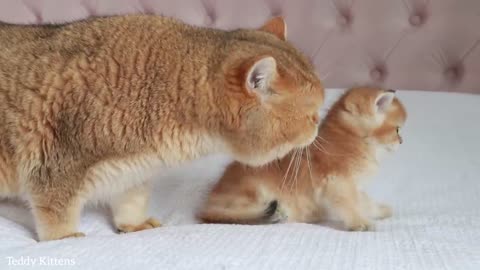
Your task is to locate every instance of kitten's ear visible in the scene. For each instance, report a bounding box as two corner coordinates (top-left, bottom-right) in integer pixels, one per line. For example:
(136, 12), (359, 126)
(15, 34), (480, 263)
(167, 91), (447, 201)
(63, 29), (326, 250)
(375, 91), (395, 114)
(260, 16), (287, 41)
(245, 56), (277, 98)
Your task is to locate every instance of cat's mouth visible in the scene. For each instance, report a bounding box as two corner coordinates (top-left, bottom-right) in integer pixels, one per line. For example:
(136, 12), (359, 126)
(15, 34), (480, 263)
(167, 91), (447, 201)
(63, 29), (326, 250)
(300, 127), (320, 148)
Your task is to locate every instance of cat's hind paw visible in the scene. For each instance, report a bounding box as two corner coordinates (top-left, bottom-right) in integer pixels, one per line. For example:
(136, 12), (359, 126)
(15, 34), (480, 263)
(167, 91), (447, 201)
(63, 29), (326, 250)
(346, 219), (375, 232)
(117, 217), (162, 233)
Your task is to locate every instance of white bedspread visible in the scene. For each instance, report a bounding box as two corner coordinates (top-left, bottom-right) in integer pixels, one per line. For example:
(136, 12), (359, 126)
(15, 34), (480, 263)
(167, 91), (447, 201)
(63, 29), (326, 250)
(1, 89), (479, 270)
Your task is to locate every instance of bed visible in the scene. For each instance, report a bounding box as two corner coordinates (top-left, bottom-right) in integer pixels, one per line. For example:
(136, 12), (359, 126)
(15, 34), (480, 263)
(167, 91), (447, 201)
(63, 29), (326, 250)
(1, 0), (480, 269)
(1, 89), (479, 270)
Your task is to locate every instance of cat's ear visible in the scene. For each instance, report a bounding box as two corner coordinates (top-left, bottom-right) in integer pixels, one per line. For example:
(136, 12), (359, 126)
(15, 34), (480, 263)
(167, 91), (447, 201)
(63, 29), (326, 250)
(375, 90), (395, 114)
(245, 56), (277, 98)
(260, 16), (287, 41)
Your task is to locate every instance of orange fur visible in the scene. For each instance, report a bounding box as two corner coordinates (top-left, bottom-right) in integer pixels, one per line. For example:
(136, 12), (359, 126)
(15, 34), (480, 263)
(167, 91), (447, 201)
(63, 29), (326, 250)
(260, 16), (287, 41)
(199, 87), (407, 231)
(0, 15), (324, 240)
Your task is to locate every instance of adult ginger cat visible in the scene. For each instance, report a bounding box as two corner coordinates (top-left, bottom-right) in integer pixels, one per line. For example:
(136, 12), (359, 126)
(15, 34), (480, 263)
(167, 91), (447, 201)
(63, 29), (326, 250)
(0, 15), (324, 241)
(199, 87), (406, 231)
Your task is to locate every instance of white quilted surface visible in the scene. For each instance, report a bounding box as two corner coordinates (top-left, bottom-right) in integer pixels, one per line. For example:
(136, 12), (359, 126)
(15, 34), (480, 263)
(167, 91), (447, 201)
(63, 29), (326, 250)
(1, 89), (480, 270)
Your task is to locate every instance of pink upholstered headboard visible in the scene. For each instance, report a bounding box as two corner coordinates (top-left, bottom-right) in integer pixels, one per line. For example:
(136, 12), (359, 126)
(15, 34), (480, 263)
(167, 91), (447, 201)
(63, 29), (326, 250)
(1, 0), (479, 93)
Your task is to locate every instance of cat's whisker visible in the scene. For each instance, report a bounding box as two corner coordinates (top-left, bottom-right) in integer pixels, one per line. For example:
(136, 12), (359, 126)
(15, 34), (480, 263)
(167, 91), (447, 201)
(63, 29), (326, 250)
(293, 148), (301, 192)
(286, 150), (297, 191)
(312, 140), (329, 154)
(298, 148), (306, 193)
(315, 136), (330, 145)
(281, 149), (297, 191)
(313, 139), (351, 157)
(291, 147), (303, 194)
(313, 140), (338, 156)
(287, 149), (297, 191)
(306, 147), (314, 186)
(320, 70), (333, 81)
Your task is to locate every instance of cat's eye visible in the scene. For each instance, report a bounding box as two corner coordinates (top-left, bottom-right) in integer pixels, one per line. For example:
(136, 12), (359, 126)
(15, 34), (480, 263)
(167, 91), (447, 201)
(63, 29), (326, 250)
(396, 127), (399, 134)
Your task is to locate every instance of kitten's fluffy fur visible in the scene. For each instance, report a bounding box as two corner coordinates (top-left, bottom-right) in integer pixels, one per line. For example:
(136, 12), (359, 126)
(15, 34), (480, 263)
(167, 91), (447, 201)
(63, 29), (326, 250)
(199, 87), (407, 231)
(0, 16), (323, 240)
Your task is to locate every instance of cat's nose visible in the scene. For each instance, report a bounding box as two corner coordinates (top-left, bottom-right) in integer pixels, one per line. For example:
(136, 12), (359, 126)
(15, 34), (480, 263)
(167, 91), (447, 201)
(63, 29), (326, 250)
(311, 113), (320, 125)
(399, 135), (403, 144)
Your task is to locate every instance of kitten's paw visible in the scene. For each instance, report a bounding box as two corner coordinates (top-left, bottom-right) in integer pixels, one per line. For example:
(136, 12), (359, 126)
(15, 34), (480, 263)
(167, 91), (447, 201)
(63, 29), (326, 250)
(58, 232), (86, 240)
(346, 220), (374, 231)
(117, 217), (162, 233)
(376, 204), (392, 219)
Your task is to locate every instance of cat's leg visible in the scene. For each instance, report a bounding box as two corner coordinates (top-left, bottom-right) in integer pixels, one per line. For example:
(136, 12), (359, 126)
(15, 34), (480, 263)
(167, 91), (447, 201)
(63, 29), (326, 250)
(24, 164), (87, 241)
(359, 191), (392, 220)
(111, 182), (161, 233)
(323, 179), (373, 231)
(0, 145), (19, 197)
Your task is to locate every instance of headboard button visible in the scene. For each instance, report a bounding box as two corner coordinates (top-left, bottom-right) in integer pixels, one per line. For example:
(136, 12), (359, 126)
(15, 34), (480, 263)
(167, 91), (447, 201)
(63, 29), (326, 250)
(271, 7), (282, 17)
(338, 15), (349, 26)
(445, 65), (463, 83)
(409, 14), (424, 26)
(371, 67), (386, 82)
(337, 9), (352, 28)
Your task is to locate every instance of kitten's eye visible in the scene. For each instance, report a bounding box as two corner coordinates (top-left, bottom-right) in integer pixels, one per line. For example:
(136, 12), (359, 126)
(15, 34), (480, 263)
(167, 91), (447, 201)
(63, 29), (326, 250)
(396, 127), (403, 144)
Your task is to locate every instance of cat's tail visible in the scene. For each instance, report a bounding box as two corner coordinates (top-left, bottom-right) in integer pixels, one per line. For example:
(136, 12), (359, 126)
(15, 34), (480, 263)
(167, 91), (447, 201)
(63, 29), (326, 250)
(198, 191), (281, 225)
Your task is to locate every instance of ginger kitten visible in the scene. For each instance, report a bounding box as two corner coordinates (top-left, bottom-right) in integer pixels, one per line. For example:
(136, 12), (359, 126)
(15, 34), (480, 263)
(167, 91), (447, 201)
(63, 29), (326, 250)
(0, 15), (324, 241)
(199, 87), (407, 231)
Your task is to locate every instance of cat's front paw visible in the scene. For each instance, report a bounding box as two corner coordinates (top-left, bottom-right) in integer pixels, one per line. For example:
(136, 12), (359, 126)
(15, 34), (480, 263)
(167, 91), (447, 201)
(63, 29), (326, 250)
(117, 217), (162, 233)
(40, 231), (86, 241)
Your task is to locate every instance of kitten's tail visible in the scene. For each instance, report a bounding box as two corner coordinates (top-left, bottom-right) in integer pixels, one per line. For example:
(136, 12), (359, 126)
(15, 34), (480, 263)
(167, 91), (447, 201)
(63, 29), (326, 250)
(198, 192), (281, 225)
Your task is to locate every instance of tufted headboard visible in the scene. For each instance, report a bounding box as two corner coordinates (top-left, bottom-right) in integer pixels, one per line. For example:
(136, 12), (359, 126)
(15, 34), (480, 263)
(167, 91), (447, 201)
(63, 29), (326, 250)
(1, 0), (479, 93)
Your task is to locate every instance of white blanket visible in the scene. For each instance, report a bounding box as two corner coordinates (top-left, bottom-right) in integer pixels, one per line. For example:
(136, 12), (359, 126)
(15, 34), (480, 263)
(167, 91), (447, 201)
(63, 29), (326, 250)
(1, 89), (479, 270)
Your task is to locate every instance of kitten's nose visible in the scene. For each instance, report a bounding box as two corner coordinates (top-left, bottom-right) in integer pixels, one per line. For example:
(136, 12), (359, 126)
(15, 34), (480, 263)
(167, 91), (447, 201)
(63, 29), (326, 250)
(399, 135), (403, 144)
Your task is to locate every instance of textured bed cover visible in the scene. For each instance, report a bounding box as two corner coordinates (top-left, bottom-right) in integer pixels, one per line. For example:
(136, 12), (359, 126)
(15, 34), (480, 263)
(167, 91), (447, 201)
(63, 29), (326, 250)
(0, 89), (479, 270)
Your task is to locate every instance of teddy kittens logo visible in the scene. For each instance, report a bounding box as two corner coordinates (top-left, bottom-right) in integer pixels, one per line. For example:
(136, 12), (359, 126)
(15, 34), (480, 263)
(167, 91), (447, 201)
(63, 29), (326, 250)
(6, 256), (76, 266)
